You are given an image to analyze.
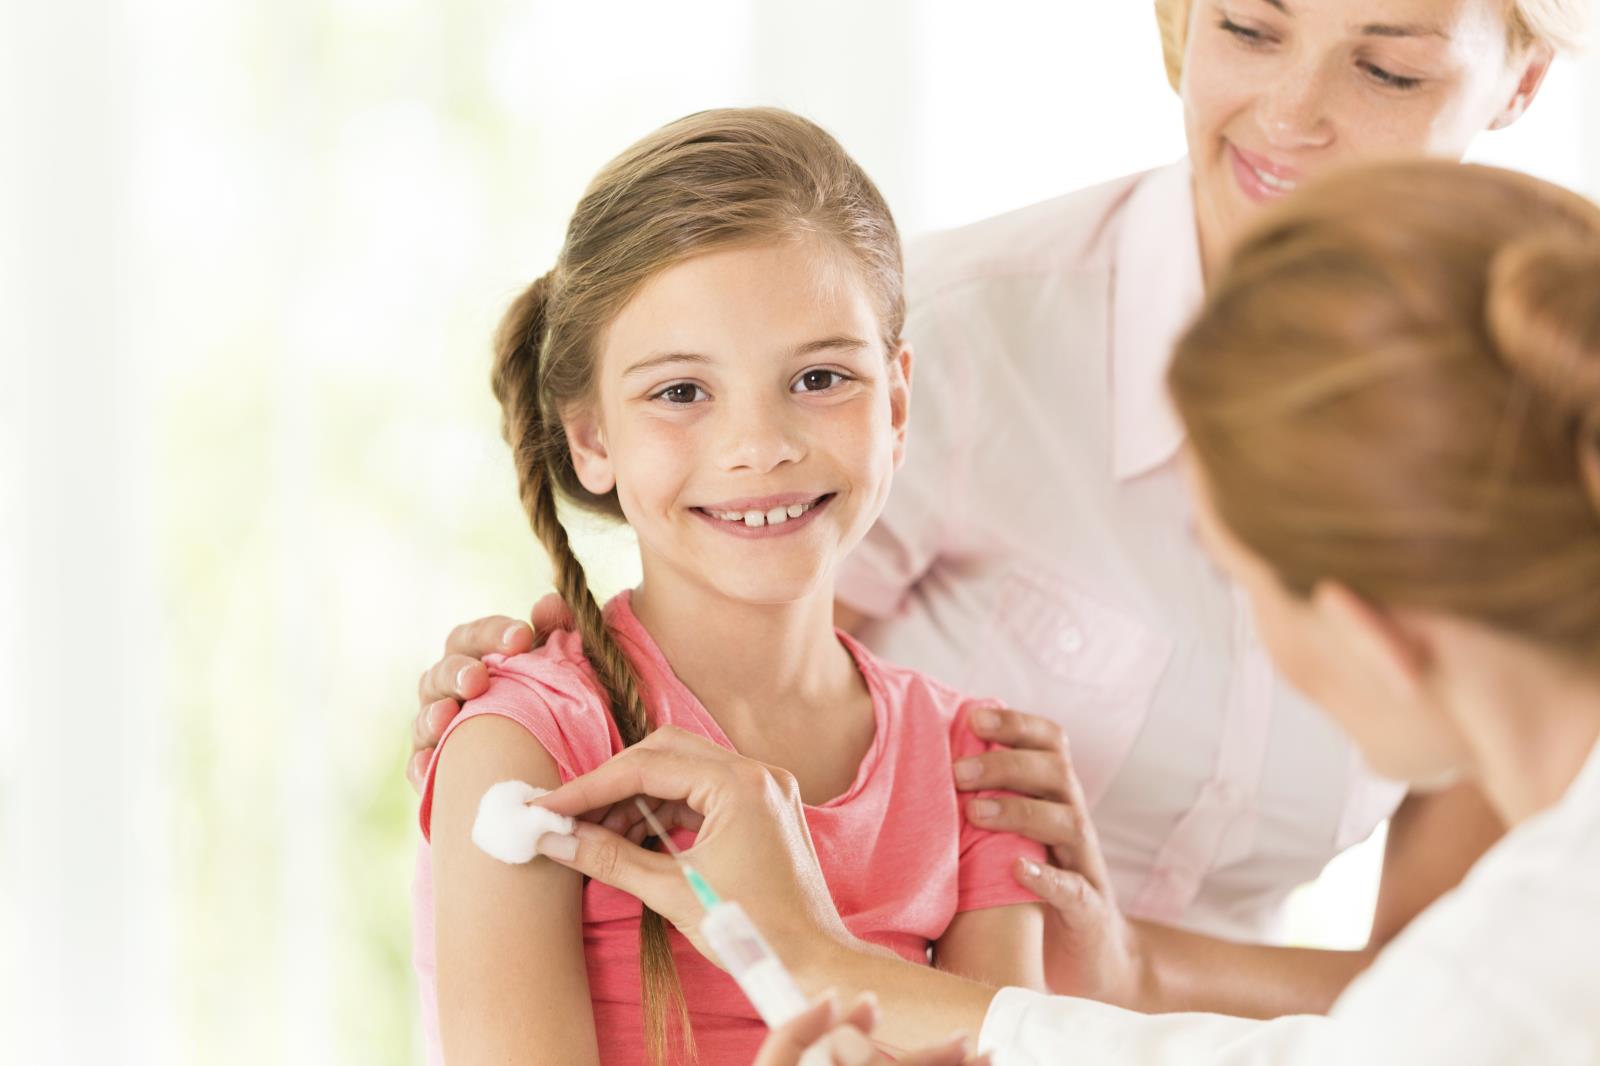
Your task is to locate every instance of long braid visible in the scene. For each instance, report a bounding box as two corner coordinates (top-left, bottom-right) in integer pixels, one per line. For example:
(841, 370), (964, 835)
(493, 274), (695, 1063)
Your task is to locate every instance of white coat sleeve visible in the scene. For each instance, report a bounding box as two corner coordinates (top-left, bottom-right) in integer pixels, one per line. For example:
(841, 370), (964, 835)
(978, 987), (1341, 1066)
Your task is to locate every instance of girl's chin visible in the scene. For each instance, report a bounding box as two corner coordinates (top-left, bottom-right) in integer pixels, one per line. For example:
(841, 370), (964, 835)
(699, 568), (834, 609)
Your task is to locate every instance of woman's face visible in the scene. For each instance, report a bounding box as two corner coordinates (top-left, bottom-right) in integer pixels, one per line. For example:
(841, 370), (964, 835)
(1181, 0), (1549, 262)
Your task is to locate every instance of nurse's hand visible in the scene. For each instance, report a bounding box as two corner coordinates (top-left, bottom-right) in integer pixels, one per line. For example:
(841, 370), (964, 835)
(407, 594), (573, 793)
(533, 726), (859, 971)
(957, 707), (1150, 1007)
(756, 995), (988, 1066)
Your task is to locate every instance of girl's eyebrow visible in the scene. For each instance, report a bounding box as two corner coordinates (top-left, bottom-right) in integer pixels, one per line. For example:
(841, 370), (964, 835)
(791, 335), (869, 358)
(622, 352), (711, 379)
(622, 336), (869, 378)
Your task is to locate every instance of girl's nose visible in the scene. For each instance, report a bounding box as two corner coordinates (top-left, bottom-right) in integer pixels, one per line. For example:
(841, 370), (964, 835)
(716, 399), (805, 474)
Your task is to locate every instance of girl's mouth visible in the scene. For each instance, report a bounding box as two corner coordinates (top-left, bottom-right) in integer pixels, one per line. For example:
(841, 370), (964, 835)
(691, 493), (834, 536)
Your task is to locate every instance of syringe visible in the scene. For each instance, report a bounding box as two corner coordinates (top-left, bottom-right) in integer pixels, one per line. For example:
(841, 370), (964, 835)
(634, 798), (811, 1029)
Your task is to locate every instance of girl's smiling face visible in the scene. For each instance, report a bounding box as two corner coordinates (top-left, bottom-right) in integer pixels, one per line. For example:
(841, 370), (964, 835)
(1181, 0), (1551, 265)
(563, 238), (911, 608)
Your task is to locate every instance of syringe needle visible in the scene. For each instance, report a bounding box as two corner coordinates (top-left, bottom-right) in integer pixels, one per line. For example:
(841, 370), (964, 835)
(634, 796), (687, 859)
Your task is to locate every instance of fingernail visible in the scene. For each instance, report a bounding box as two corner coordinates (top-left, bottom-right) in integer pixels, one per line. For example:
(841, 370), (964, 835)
(539, 833), (578, 861)
(970, 798), (999, 820)
(954, 759), (980, 784)
(456, 665), (475, 692)
(974, 709), (998, 731)
(831, 1028), (876, 1066)
(1020, 859), (1042, 878)
(502, 623), (525, 647)
(427, 700), (450, 733)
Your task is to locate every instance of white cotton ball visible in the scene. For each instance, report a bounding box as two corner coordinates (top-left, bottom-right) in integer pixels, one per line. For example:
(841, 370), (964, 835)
(471, 780), (577, 864)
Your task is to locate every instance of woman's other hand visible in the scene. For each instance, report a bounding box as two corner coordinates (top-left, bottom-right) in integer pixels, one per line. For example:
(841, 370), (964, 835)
(406, 594), (574, 793)
(533, 727), (857, 974)
(959, 707), (1150, 1007)
(755, 994), (987, 1066)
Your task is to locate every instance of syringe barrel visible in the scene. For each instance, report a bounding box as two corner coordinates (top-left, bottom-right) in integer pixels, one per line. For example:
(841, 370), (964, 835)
(699, 900), (810, 1028)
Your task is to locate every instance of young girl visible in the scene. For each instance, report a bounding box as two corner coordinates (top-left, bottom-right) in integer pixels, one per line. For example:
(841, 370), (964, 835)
(412, 108), (1047, 1065)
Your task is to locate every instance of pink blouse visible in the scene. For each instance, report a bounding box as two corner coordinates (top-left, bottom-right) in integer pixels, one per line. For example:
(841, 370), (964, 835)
(835, 160), (1406, 941)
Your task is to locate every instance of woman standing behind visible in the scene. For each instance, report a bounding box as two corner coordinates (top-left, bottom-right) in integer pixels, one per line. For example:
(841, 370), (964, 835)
(409, 0), (1589, 1018)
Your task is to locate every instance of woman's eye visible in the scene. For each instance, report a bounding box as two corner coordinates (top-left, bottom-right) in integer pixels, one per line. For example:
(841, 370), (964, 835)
(1361, 62), (1422, 91)
(793, 369), (847, 393)
(652, 383), (706, 405)
(1219, 17), (1269, 45)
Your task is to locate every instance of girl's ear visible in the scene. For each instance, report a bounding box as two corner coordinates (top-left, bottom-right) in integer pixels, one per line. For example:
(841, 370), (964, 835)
(888, 342), (914, 469)
(1310, 580), (1432, 699)
(563, 407), (616, 496)
(1489, 43), (1554, 131)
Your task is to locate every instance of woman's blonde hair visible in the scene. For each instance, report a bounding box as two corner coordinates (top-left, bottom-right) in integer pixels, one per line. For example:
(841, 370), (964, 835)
(1169, 161), (1600, 661)
(1153, 0), (1590, 92)
(491, 107), (903, 1063)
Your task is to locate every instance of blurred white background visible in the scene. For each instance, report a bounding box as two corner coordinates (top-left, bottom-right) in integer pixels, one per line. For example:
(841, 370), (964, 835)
(4, 2), (1596, 1063)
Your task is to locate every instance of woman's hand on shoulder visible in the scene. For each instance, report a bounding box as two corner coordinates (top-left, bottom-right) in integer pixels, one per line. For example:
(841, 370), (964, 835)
(407, 594), (575, 793)
(956, 707), (1152, 1007)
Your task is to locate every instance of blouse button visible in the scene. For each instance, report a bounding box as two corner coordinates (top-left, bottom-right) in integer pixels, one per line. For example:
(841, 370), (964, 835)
(1055, 626), (1084, 654)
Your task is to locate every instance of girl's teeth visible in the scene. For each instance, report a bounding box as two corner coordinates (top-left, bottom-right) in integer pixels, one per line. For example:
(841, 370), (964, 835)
(708, 499), (819, 526)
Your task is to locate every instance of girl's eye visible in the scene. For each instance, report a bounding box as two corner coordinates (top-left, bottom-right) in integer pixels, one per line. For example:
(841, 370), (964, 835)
(652, 383), (706, 405)
(793, 369), (848, 393)
(1361, 61), (1422, 91)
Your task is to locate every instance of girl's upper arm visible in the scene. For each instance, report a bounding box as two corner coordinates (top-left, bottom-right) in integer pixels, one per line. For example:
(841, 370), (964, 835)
(934, 902), (1049, 992)
(430, 713), (599, 1066)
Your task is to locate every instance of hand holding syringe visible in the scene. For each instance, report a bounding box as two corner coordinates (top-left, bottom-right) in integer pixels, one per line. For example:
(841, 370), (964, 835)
(510, 729), (997, 1060)
(633, 797), (812, 1028)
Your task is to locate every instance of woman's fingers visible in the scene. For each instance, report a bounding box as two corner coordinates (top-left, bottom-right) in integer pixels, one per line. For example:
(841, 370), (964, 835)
(407, 698), (460, 794)
(751, 996), (841, 1066)
(1014, 857), (1094, 914)
(966, 792), (1084, 849)
(528, 593), (575, 647)
(954, 746), (1072, 802)
(839, 991), (880, 1035)
(966, 706), (1065, 753)
(414, 697), (459, 749)
(405, 749), (430, 794)
(535, 727), (745, 818)
(896, 1034), (986, 1066)
(970, 792), (1112, 893)
(444, 614), (534, 659)
(540, 820), (685, 911)
(418, 653), (489, 706)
